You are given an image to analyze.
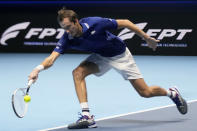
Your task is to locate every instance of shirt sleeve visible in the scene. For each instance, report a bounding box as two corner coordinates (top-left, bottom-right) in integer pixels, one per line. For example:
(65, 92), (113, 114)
(53, 33), (69, 54)
(98, 17), (118, 30)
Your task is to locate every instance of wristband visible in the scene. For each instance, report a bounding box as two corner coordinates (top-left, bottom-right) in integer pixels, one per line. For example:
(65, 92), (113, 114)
(35, 65), (44, 72)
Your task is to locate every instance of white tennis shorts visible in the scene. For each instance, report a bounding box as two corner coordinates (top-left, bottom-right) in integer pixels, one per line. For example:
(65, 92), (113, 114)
(85, 48), (143, 80)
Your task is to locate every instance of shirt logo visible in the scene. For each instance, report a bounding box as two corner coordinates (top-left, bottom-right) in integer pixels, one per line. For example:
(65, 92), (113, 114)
(91, 30), (96, 35)
(108, 18), (113, 21)
(84, 23), (89, 29)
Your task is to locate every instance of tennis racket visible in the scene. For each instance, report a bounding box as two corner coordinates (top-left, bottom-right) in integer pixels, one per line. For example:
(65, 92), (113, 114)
(11, 79), (33, 118)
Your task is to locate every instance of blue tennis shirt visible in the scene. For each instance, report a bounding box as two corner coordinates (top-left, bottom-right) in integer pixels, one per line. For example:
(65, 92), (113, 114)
(54, 17), (126, 57)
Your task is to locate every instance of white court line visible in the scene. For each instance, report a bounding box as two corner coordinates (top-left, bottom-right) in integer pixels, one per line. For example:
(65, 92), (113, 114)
(39, 99), (197, 131)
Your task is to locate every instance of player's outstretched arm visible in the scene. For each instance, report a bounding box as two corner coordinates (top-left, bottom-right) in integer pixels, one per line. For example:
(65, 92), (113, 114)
(28, 51), (60, 82)
(116, 19), (159, 51)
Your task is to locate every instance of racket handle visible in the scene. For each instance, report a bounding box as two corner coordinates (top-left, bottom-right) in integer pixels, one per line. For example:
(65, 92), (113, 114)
(28, 79), (34, 86)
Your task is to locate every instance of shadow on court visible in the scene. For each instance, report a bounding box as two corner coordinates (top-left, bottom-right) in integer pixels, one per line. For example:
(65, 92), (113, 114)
(46, 101), (196, 131)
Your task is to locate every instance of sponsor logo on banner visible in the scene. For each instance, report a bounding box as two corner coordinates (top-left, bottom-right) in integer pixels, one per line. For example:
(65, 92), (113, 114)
(0, 22), (64, 46)
(0, 22), (30, 45)
(118, 22), (193, 48)
(0, 22), (193, 48)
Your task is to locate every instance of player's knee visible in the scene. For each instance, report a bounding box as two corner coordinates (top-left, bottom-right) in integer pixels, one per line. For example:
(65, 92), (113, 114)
(72, 67), (85, 80)
(138, 89), (152, 98)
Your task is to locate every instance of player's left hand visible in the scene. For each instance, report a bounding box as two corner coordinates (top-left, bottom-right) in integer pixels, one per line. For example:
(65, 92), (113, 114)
(145, 37), (160, 51)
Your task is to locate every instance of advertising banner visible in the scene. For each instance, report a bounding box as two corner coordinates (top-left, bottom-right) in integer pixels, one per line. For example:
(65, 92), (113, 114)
(0, 4), (196, 55)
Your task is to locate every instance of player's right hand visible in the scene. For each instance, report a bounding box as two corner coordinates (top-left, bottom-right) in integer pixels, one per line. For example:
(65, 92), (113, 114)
(145, 37), (160, 51)
(28, 69), (39, 83)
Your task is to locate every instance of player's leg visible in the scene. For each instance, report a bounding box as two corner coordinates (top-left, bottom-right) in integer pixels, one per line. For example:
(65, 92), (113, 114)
(68, 54), (111, 129)
(129, 78), (187, 114)
(109, 48), (187, 115)
(129, 78), (167, 98)
(68, 61), (99, 129)
(73, 61), (99, 104)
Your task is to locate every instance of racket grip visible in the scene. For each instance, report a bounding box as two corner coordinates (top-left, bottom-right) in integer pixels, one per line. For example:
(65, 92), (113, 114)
(28, 79), (34, 86)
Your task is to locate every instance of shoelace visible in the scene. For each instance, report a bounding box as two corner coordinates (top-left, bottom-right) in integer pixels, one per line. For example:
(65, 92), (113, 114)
(77, 112), (88, 123)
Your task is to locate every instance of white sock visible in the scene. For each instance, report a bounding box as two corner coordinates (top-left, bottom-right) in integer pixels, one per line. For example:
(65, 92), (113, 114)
(80, 102), (91, 117)
(166, 90), (172, 97)
(166, 90), (176, 98)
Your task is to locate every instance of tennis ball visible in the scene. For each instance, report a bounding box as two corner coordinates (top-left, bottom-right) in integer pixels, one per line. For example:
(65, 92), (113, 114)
(24, 95), (31, 102)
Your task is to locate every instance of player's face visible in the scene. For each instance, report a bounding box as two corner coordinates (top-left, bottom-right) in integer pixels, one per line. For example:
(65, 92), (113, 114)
(60, 17), (82, 37)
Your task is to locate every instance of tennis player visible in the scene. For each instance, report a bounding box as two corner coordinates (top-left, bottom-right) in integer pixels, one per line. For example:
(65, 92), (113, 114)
(28, 7), (188, 129)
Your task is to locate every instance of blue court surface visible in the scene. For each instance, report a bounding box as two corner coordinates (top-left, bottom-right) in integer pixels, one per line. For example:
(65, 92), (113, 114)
(40, 100), (197, 131)
(0, 53), (197, 131)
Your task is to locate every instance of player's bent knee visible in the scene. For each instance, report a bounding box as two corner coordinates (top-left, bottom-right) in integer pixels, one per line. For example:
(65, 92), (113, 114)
(72, 68), (86, 80)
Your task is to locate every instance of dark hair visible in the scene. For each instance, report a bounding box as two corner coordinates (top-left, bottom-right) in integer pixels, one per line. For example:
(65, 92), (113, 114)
(57, 7), (78, 23)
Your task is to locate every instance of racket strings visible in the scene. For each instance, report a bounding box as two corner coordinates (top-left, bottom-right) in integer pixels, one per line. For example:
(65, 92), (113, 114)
(13, 88), (28, 117)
